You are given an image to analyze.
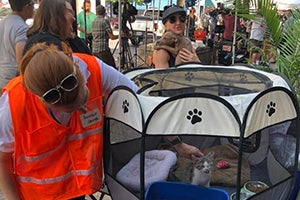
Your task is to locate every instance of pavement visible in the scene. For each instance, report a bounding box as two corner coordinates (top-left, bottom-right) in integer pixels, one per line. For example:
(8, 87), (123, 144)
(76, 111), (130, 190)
(0, 190), (111, 200)
(109, 29), (156, 71)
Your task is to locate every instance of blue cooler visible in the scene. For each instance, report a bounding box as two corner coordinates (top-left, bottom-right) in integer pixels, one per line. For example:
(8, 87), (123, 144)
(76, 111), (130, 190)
(290, 171), (300, 200)
(145, 181), (229, 200)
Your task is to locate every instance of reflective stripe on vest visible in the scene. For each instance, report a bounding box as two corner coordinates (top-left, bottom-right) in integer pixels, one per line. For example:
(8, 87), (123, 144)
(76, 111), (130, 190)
(18, 127), (102, 162)
(18, 160), (102, 184)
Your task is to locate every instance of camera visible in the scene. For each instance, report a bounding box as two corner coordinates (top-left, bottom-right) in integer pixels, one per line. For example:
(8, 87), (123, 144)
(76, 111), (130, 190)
(112, 1), (138, 43)
(112, 1), (137, 25)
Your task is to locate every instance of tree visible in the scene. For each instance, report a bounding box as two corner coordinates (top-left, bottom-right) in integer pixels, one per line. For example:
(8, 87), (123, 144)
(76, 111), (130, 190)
(234, 0), (300, 98)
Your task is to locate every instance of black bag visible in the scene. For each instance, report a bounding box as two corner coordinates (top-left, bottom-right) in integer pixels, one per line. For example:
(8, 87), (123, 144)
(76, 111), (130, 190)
(215, 25), (225, 34)
(68, 36), (92, 55)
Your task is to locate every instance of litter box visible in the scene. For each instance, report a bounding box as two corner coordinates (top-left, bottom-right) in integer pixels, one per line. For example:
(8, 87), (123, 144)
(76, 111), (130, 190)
(145, 181), (230, 200)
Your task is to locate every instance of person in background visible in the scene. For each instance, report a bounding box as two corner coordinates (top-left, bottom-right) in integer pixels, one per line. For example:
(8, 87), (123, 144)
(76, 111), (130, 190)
(249, 12), (266, 64)
(24, 0), (92, 56)
(0, 41), (138, 200)
(279, 9), (295, 49)
(283, 9), (294, 34)
(0, 0), (34, 96)
(201, 8), (210, 36)
(187, 6), (197, 41)
(92, 4), (119, 68)
(208, 8), (218, 41)
(153, 6), (200, 69)
(222, 9), (240, 41)
(77, 0), (96, 50)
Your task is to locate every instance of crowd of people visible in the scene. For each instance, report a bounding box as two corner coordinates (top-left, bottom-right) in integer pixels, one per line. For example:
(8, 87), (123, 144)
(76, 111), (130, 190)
(0, 2), (296, 199)
(185, 4), (294, 65)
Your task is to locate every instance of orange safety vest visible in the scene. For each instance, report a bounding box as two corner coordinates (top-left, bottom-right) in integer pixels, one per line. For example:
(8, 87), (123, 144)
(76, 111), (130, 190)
(4, 53), (104, 200)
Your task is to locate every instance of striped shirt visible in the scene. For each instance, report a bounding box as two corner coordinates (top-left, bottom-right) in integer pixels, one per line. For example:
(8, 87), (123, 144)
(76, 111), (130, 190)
(92, 16), (112, 52)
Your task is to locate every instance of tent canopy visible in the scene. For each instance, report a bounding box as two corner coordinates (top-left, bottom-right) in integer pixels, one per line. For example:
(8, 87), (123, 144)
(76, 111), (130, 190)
(274, 0), (300, 10)
(205, 0), (215, 7)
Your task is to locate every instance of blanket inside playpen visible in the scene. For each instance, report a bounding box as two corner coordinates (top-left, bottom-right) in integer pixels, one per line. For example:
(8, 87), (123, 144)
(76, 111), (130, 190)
(203, 144), (250, 187)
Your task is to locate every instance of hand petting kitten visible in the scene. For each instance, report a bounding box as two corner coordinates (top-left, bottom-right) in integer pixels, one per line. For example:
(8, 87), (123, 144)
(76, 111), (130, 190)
(174, 142), (203, 159)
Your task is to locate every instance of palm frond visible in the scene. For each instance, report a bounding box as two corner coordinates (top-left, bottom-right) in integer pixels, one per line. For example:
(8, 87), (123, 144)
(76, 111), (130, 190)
(277, 9), (300, 85)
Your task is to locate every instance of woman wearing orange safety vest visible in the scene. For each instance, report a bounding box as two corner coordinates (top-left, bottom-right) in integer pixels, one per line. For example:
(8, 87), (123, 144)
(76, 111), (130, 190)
(0, 42), (138, 200)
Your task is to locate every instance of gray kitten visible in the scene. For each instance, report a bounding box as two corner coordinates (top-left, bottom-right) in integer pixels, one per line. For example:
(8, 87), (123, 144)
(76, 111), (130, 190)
(169, 152), (214, 187)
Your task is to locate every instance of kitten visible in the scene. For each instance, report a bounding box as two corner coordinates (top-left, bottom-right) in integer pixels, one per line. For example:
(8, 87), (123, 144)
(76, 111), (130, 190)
(169, 151), (214, 187)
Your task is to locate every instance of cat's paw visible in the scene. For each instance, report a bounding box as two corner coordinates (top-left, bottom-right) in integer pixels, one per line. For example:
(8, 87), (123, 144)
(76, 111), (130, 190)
(216, 160), (230, 169)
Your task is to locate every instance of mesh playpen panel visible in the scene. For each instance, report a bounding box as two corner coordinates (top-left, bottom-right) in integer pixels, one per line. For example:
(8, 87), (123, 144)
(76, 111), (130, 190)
(103, 65), (299, 200)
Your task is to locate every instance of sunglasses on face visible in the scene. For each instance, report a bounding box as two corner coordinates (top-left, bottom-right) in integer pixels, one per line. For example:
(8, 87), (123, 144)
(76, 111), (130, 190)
(27, 1), (34, 6)
(40, 66), (78, 104)
(168, 15), (186, 24)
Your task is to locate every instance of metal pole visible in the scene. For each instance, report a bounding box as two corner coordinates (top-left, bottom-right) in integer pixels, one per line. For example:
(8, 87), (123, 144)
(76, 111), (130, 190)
(152, 0), (155, 42)
(232, 11), (237, 65)
(83, 0), (87, 43)
(145, 27), (148, 63)
(118, 0), (122, 71)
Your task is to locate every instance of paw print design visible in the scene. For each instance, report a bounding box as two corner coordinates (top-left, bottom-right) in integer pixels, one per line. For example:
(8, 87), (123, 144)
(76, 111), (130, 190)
(122, 100), (129, 113)
(185, 72), (194, 81)
(266, 101), (276, 117)
(186, 109), (202, 125)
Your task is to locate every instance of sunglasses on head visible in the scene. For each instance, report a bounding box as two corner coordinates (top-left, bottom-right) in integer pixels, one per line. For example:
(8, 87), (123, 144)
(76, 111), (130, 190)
(40, 66), (78, 104)
(168, 15), (186, 24)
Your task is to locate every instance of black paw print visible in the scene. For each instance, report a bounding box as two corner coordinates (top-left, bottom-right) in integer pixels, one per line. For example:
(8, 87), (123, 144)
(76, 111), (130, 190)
(186, 109), (202, 124)
(122, 100), (129, 113)
(266, 101), (276, 117)
(185, 72), (194, 81)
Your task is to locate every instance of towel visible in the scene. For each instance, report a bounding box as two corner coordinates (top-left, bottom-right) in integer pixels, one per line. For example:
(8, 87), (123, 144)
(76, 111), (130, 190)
(203, 144), (250, 187)
(116, 150), (177, 191)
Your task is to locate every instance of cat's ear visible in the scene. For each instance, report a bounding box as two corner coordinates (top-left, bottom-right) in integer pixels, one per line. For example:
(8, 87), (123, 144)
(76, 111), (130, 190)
(191, 154), (199, 163)
(206, 151), (215, 159)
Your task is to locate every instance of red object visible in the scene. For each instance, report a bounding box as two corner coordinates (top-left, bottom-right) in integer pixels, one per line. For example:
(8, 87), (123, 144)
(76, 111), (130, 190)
(194, 30), (206, 41)
(153, 23), (158, 31)
(217, 160), (230, 169)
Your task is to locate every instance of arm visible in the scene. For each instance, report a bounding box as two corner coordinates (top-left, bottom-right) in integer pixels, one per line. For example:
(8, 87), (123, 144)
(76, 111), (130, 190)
(98, 58), (138, 101)
(105, 20), (118, 40)
(77, 25), (88, 35)
(15, 41), (26, 65)
(77, 13), (88, 35)
(166, 136), (203, 159)
(107, 32), (118, 40)
(174, 143), (203, 158)
(0, 93), (19, 200)
(0, 152), (20, 200)
(153, 49), (170, 69)
(177, 48), (200, 63)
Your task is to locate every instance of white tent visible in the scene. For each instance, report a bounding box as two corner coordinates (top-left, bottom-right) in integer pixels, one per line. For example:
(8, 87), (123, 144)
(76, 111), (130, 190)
(274, 0), (300, 10)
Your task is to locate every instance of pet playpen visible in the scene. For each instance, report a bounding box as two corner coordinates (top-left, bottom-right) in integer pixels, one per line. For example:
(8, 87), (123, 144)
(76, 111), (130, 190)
(103, 63), (299, 200)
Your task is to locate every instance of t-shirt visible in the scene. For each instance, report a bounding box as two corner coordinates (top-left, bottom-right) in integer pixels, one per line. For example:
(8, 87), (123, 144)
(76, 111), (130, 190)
(0, 14), (28, 88)
(222, 14), (236, 41)
(249, 17), (266, 41)
(92, 15), (113, 52)
(77, 11), (96, 38)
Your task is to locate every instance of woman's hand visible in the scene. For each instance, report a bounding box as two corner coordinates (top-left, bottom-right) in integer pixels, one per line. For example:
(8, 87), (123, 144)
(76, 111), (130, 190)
(178, 48), (200, 63)
(174, 142), (203, 159)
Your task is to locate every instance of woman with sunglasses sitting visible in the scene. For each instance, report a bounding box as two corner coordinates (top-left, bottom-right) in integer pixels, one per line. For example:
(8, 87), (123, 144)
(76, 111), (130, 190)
(153, 6), (200, 68)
